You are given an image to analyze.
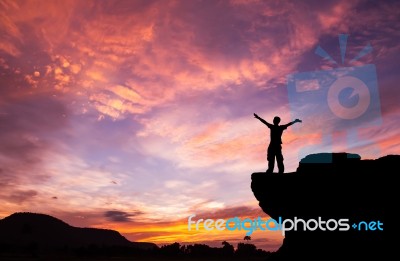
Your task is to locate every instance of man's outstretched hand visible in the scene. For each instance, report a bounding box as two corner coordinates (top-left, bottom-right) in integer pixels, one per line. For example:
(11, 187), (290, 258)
(295, 119), (302, 123)
(254, 113), (259, 119)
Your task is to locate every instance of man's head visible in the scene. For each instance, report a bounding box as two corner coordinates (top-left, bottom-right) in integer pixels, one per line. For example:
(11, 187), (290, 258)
(273, 116), (281, 125)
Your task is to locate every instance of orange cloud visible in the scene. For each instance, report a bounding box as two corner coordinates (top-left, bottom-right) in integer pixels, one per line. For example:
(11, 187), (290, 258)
(0, 0), (360, 124)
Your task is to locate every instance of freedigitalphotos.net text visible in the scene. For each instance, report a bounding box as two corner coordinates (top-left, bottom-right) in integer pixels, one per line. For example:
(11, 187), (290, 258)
(187, 215), (383, 236)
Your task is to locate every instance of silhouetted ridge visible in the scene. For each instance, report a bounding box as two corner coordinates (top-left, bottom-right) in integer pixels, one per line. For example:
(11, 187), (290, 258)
(1, 212), (70, 229)
(0, 212), (156, 250)
(0, 213), (271, 259)
(251, 152), (394, 260)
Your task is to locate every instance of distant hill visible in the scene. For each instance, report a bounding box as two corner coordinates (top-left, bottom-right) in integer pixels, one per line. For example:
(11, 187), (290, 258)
(0, 212), (157, 251)
(0, 213), (270, 259)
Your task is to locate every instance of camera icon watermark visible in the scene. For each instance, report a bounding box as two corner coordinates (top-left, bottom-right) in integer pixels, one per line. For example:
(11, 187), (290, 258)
(287, 34), (381, 162)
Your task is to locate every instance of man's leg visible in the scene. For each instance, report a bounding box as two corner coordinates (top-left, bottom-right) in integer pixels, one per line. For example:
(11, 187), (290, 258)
(266, 145), (275, 173)
(277, 147), (284, 174)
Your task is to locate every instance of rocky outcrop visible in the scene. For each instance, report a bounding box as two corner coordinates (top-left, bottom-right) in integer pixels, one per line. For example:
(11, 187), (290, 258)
(251, 153), (394, 260)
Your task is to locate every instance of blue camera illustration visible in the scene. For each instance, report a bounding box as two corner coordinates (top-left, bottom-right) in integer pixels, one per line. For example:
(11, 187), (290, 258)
(287, 35), (382, 162)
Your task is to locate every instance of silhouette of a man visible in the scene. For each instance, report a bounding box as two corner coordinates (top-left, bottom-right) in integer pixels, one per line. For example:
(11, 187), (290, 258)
(254, 113), (301, 173)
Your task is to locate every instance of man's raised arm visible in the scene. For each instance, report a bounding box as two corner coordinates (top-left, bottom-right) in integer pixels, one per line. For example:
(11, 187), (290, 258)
(282, 119), (302, 128)
(254, 113), (273, 128)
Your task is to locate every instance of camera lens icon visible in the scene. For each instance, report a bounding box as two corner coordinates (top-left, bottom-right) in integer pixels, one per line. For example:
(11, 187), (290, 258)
(287, 64), (381, 134)
(286, 34), (382, 162)
(327, 76), (370, 120)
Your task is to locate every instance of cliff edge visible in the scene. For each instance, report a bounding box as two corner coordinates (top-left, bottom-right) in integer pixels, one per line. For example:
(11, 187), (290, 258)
(251, 152), (395, 260)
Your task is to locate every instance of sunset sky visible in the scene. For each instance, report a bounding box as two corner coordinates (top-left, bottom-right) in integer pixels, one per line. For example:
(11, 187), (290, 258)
(0, 0), (399, 251)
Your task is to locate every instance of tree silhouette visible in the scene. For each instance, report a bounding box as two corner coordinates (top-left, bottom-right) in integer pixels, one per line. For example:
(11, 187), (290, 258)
(243, 235), (251, 241)
(236, 242), (257, 257)
(221, 241), (234, 256)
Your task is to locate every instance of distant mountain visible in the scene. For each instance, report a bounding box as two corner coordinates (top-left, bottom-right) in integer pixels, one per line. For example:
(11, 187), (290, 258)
(0, 212), (157, 250)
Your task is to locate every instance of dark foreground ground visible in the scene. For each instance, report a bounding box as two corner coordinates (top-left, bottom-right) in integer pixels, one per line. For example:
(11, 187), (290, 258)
(0, 254), (268, 261)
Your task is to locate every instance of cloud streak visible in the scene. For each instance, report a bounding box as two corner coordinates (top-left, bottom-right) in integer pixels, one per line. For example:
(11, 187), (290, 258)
(104, 210), (143, 222)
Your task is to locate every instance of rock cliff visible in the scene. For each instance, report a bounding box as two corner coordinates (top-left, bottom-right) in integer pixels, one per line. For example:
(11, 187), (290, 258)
(251, 153), (395, 260)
